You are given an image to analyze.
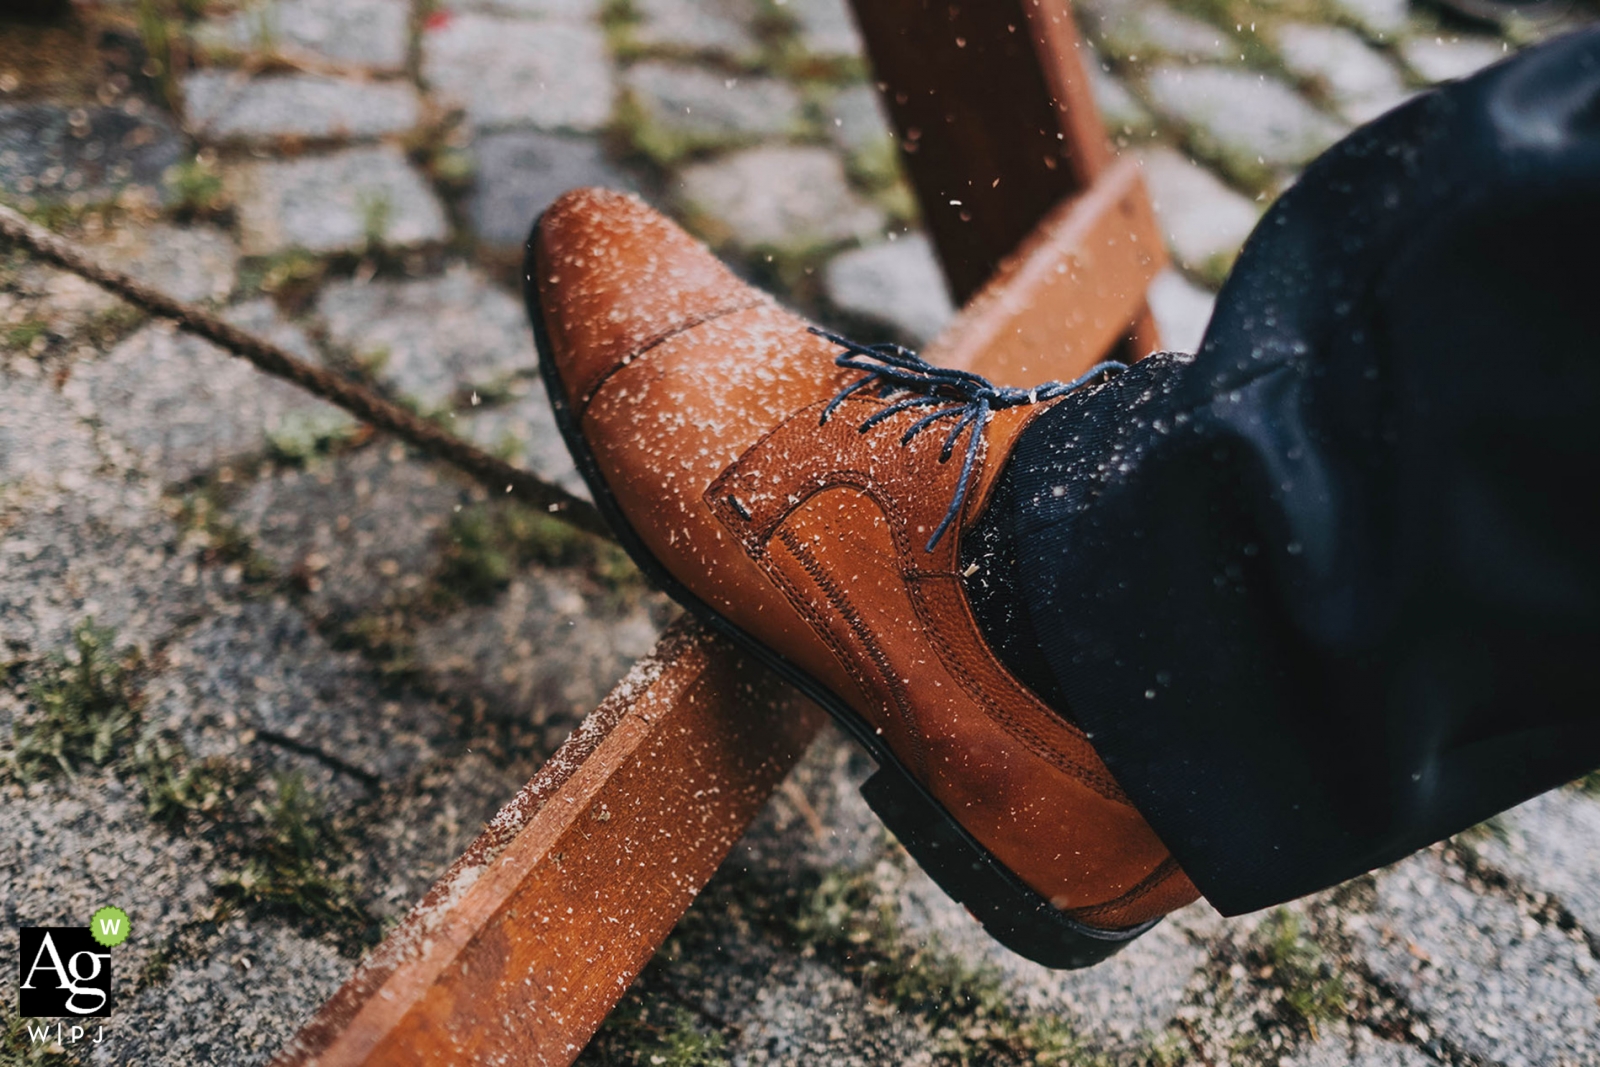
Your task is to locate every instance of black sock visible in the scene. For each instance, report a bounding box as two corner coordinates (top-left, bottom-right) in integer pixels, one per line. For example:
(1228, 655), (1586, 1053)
(960, 453), (1073, 717)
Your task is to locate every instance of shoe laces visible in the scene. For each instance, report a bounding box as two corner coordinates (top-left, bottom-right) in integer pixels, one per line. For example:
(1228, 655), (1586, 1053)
(812, 327), (1126, 551)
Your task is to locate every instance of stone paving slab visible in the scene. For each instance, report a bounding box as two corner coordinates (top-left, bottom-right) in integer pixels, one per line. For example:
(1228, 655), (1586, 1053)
(626, 0), (766, 63)
(423, 14), (616, 133)
(1400, 34), (1510, 84)
(182, 71), (423, 144)
(454, 376), (589, 497)
(1470, 785), (1600, 937)
(468, 128), (638, 249)
(94, 222), (240, 305)
(410, 568), (664, 736)
(1328, 0), (1411, 42)
(1347, 850), (1600, 1067)
(227, 145), (449, 256)
(1147, 267), (1217, 355)
(64, 300), (346, 485)
(782, 0), (865, 60)
(1285, 1026), (1441, 1067)
(316, 266), (535, 412)
(92, 916), (350, 1067)
(149, 595), (452, 782)
(1089, 62), (1157, 137)
(0, 102), (183, 206)
(2, 770), (218, 990)
(441, 0), (603, 19)
(823, 83), (895, 157)
(228, 443), (473, 624)
(680, 144), (884, 250)
(623, 61), (805, 157)
(0, 370), (104, 503)
(822, 233), (953, 345)
(1139, 145), (1260, 273)
(722, 954), (938, 1066)
(1274, 23), (1411, 124)
(0, 466), (219, 656)
(896, 866), (1213, 1051)
(200, 0), (412, 73)
(1145, 64), (1350, 178)
(1079, 0), (1235, 64)
(2, 258), (123, 363)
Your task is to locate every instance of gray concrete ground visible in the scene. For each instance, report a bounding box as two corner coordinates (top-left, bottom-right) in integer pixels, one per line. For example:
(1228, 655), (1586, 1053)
(3, 0), (1598, 1064)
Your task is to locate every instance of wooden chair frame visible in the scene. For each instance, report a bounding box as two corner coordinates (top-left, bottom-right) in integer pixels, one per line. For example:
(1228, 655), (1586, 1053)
(273, 2), (1167, 1063)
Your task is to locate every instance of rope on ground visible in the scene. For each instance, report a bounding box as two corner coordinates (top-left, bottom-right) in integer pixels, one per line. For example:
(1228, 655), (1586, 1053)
(0, 203), (611, 541)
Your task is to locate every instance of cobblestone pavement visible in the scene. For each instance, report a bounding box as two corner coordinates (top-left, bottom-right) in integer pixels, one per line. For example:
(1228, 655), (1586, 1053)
(3, 1), (1598, 1064)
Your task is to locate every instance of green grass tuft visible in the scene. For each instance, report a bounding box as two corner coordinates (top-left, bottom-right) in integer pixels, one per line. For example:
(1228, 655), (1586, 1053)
(789, 868), (1100, 1065)
(580, 997), (728, 1067)
(357, 190), (393, 251)
(438, 501), (640, 603)
(241, 248), (327, 304)
(216, 772), (372, 941)
(6, 319), (50, 351)
(1257, 908), (1347, 1027)
(266, 408), (359, 464)
(173, 489), (278, 585)
(7, 620), (141, 781)
(163, 154), (227, 221)
(137, 734), (253, 828)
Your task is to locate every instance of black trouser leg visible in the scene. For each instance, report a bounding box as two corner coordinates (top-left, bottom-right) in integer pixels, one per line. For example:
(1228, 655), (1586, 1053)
(972, 27), (1600, 915)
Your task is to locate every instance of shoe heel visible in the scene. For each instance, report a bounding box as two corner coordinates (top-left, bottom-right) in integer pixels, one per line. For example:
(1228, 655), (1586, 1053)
(860, 760), (1157, 970)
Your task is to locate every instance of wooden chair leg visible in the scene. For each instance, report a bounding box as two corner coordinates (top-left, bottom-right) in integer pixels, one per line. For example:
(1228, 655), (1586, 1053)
(272, 620), (822, 1067)
(924, 153), (1168, 384)
(851, 0), (1112, 303)
(855, 0), (1168, 365)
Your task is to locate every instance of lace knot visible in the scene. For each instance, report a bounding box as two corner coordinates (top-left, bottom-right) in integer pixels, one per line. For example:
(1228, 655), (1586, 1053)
(811, 327), (1126, 551)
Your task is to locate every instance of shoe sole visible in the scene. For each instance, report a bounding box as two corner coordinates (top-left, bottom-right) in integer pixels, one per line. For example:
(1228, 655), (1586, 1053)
(522, 219), (1157, 969)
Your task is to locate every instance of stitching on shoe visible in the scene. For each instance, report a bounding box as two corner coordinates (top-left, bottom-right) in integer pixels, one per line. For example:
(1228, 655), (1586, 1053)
(710, 401), (1127, 801)
(775, 525), (931, 776)
(903, 572), (1131, 804)
(758, 536), (886, 728)
(1067, 856), (1188, 928)
(576, 296), (769, 415)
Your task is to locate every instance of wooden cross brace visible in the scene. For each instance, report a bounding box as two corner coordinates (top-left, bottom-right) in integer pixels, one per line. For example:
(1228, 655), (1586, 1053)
(273, 3), (1168, 1063)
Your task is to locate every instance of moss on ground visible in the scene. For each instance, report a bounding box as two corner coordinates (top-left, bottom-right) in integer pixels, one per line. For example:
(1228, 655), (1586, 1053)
(173, 487), (278, 585)
(437, 500), (641, 604)
(580, 998), (729, 1067)
(5, 620), (142, 782)
(236, 248), (327, 308)
(0, 1014), (76, 1067)
(265, 408), (361, 465)
(2, 620), (378, 952)
(162, 152), (227, 223)
(1253, 908), (1347, 1033)
(138, 732), (253, 828)
(215, 772), (375, 948)
(789, 868), (1105, 1065)
(611, 90), (786, 169)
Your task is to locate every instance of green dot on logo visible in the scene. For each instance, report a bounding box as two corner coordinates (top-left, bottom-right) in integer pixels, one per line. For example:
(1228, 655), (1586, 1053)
(90, 905), (131, 948)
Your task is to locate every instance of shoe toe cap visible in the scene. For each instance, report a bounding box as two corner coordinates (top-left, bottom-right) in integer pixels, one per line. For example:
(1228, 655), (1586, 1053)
(531, 188), (770, 413)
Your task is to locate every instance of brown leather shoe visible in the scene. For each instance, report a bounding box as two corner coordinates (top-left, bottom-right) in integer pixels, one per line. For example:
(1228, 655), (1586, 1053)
(525, 188), (1199, 968)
